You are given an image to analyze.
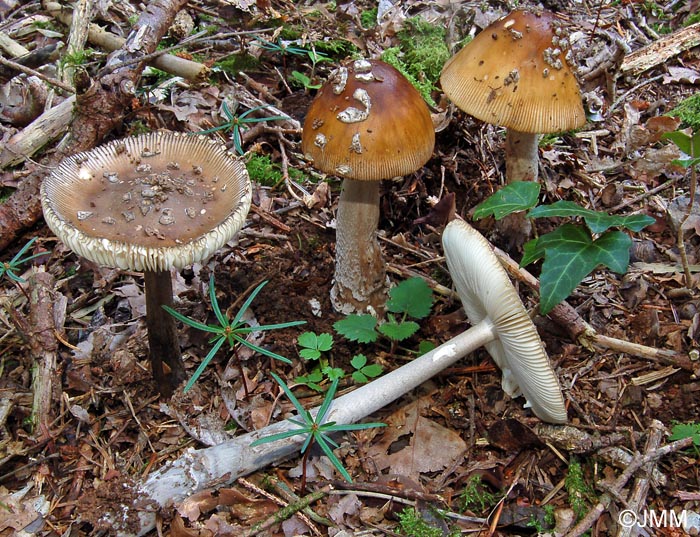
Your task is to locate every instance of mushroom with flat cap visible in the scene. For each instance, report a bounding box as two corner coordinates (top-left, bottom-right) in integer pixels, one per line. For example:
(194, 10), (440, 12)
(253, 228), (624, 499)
(440, 9), (585, 186)
(41, 131), (252, 396)
(302, 58), (435, 315)
(442, 217), (567, 423)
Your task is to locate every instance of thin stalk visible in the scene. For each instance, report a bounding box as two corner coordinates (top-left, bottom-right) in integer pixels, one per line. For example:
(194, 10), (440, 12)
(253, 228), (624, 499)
(677, 152), (697, 289)
(136, 319), (498, 529)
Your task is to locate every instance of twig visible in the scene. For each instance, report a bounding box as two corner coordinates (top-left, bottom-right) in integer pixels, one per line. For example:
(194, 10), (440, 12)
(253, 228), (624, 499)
(564, 433), (694, 537)
(609, 177), (680, 213)
(240, 485), (330, 537)
(677, 148), (697, 289)
(616, 420), (666, 537)
(0, 55), (74, 93)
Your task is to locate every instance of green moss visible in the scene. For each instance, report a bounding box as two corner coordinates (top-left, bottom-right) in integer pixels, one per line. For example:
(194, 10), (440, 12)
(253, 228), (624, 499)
(396, 507), (459, 537)
(361, 7), (378, 29)
(684, 12), (700, 26)
(459, 475), (499, 513)
(565, 459), (595, 521)
(215, 53), (261, 74)
(246, 154), (307, 187)
(381, 47), (436, 106)
(380, 16), (449, 106)
(397, 17), (449, 84)
(668, 94), (700, 132)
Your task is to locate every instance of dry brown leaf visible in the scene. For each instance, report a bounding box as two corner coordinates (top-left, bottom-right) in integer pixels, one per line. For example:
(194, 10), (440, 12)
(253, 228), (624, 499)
(366, 395), (466, 476)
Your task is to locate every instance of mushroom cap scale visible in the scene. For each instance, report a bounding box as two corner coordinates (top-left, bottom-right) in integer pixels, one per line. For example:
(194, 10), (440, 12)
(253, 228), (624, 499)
(440, 10), (585, 134)
(442, 218), (567, 424)
(301, 59), (435, 180)
(41, 131), (252, 272)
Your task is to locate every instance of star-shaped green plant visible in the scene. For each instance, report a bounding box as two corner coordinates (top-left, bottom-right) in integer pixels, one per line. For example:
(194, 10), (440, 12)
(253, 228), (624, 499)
(198, 101), (288, 155)
(1, 237), (44, 284)
(252, 372), (385, 487)
(163, 274), (306, 392)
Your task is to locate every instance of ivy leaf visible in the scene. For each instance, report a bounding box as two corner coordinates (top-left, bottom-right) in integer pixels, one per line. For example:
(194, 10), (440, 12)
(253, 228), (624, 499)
(472, 182), (541, 220)
(662, 130), (700, 158)
(378, 319), (420, 341)
(386, 277), (433, 319)
(527, 224), (632, 314)
(528, 201), (655, 233)
(333, 314), (378, 343)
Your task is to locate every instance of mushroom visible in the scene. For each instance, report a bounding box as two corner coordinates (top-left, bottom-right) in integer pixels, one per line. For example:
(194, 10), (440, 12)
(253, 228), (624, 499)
(440, 10), (585, 186)
(301, 58), (435, 315)
(442, 217), (567, 423)
(41, 131), (252, 396)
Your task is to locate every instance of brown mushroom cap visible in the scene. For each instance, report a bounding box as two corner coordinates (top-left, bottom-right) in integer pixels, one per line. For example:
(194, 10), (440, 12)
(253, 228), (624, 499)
(301, 59), (435, 180)
(440, 10), (585, 134)
(41, 131), (252, 272)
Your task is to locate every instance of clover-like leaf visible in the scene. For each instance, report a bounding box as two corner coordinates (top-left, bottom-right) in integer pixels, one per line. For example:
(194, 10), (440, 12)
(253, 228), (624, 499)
(378, 319), (420, 341)
(472, 182), (541, 220)
(386, 277), (433, 319)
(334, 314), (378, 343)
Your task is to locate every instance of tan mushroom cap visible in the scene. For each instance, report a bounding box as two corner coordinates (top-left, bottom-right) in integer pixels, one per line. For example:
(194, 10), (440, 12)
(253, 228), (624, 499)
(440, 10), (585, 134)
(41, 131), (252, 272)
(442, 218), (567, 423)
(301, 59), (435, 180)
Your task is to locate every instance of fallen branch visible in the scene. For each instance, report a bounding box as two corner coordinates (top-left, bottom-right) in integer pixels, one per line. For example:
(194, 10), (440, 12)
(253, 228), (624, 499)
(565, 422), (692, 537)
(44, 1), (209, 82)
(620, 21), (700, 75)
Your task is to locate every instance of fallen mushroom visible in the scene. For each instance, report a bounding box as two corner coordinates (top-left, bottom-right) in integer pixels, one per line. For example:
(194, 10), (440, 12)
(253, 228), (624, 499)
(302, 58), (435, 315)
(440, 10), (585, 185)
(41, 131), (252, 396)
(115, 217), (566, 536)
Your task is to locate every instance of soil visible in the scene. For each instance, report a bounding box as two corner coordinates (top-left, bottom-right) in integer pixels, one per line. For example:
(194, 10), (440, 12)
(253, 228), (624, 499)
(0, 0), (699, 536)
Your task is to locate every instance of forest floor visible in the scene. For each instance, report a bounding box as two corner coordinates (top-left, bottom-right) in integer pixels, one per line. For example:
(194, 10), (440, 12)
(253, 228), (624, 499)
(0, 0), (699, 535)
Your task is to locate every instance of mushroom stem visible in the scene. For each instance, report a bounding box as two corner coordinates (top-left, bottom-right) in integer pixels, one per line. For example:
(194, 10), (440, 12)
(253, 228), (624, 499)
(331, 178), (388, 315)
(144, 270), (186, 396)
(505, 130), (539, 183)
(133, 319), (498, 531)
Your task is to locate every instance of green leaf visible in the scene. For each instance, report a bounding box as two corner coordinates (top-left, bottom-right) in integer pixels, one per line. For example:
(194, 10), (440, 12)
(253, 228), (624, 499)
(351, 371), (369, 384)
(528, 201), (656, 233)
(386, 277), (433, 319)
(322, 366), (345, 381)
(669, 423), (700, 446)
(350, 354), (368, 370)
(417, 340), (436, 355)
(472, 182), (541, 220)
(662, 130), (700, 158)
(530, 224), (632, 314)
(334, 314), (378, 343)
(360, 363), (383, 378)
(184, 336), (227, 392)
(297, 331), (319, 349)
(378, 319), (419, 341)
(299, 348), (321, 361)
(316, 333), (334, 352)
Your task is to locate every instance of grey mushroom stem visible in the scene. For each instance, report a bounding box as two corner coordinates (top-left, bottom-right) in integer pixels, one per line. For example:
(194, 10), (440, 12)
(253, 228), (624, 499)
(143, 270), (186, 396)
(128, 319), (498, 535)
(505, 130), (539, 184)
(331, 178), (388, 315)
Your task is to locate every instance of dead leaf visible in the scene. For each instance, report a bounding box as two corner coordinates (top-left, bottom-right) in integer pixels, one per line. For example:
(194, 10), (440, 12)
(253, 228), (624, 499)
(366, 395), (466, 476)
(663, 66), (700, 85)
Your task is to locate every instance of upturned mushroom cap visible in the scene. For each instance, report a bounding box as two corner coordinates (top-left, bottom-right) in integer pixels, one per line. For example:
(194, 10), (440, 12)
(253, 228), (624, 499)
(442, 218), (567, 423)
(440, 10), (585, 134)
(301, 58), (435, 180)
(42, 131), (252, 272)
